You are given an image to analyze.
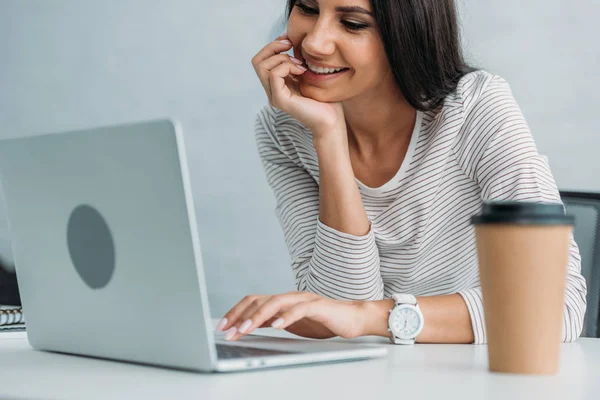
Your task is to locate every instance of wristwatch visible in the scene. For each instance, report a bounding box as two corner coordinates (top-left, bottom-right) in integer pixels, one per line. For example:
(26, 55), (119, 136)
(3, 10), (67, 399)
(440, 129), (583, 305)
(388, 294), (424, 344)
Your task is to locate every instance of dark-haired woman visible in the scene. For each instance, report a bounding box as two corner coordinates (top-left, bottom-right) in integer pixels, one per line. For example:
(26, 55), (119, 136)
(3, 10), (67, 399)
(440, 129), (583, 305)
(217, 0), (587, 344)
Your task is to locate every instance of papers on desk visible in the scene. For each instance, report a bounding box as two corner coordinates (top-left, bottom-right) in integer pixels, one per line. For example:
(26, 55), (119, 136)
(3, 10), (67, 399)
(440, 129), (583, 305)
(0, 306), (25, 326)
(0, 323), (25, 332)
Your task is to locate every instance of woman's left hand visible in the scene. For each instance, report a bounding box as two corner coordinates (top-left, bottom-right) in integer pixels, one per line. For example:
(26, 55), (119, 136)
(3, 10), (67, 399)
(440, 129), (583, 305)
(216, 291), (366, 341)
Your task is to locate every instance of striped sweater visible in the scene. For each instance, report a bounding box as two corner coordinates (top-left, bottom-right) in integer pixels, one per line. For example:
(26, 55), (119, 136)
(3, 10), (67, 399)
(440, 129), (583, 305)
(254, 70), (587, 344)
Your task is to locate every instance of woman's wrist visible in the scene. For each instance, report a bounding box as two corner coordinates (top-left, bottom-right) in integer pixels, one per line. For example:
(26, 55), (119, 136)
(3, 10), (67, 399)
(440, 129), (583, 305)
(312, 125), (348, 147)
(313, 134), (351, 166)
(358, 299), (395, 338)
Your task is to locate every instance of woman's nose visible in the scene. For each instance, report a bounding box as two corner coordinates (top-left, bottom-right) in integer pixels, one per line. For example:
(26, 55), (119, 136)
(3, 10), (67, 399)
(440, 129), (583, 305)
(301, 21), (336, 57)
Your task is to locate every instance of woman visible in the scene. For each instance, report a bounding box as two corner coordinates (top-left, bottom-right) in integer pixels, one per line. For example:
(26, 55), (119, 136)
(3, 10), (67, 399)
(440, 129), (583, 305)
(217, 0), (587, 344)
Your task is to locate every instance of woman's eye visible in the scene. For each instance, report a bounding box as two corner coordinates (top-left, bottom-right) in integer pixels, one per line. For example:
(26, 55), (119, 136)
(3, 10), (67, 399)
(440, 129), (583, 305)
(342, 21), (369, 31)
(295, 3), (318, 15)
(295, 3), (369, 32)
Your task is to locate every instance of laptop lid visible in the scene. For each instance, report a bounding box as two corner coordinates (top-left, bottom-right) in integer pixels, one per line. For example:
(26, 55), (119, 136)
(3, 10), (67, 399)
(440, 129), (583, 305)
(0, 120), (218, 371)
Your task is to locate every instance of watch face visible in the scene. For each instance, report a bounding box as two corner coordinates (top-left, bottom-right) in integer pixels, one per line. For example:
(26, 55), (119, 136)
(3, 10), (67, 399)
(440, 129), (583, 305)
(389, 304), (423, 339)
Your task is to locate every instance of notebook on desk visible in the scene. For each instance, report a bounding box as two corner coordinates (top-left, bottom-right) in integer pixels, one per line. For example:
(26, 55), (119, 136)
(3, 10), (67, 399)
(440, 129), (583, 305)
(0, 306), (24, 325)
(0, 119), (387, 372)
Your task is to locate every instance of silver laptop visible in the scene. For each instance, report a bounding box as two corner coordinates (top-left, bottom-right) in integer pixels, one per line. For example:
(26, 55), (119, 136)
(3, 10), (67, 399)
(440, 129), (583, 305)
(0, 119), (387, 372)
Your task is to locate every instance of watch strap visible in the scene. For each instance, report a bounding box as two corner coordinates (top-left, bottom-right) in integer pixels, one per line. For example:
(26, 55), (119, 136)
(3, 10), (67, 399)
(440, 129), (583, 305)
(392, 293), (417, 305)
(391, 337), (415, 345)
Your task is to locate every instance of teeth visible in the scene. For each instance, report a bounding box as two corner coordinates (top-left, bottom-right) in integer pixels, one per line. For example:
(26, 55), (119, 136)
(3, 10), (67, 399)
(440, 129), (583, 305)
(306, 61), (346, 75)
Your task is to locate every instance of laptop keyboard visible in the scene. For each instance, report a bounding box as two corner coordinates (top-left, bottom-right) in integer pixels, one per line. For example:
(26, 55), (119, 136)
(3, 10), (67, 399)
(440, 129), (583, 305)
(216, 343), (297, 359)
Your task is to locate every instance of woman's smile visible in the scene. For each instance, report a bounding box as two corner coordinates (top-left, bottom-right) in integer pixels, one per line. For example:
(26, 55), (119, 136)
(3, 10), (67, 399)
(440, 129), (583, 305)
(303, 65), (350, 82)
(298, 55), (351, 83)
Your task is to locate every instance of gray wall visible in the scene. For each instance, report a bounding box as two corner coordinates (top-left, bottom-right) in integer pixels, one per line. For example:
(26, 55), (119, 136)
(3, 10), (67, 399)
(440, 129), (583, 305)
(1, 1), (598, 316)
(458, 0), (600, 191)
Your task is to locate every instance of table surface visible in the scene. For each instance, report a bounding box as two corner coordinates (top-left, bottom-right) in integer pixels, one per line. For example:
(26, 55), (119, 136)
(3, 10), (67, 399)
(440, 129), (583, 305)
(1, 319), (599, 400)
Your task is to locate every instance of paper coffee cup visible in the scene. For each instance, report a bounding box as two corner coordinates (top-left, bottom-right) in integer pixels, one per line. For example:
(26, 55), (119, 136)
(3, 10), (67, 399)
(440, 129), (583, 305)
(471, 202), (574, 375)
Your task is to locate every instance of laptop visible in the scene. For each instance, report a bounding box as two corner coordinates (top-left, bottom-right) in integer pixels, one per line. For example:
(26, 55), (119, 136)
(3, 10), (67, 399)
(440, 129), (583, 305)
(0, 119), (387, 372)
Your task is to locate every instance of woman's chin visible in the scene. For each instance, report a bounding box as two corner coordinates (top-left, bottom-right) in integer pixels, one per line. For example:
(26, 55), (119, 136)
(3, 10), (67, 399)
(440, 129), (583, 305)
(299, 83), (343, 103)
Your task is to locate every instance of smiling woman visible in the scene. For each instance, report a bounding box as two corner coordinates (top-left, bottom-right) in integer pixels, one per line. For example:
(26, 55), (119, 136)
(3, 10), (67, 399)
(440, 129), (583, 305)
(218, 0), (587, 345)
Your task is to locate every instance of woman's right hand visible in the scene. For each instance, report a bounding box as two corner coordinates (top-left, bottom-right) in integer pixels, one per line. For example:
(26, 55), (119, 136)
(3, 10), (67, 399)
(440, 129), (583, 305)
(251, 34), (346, 135)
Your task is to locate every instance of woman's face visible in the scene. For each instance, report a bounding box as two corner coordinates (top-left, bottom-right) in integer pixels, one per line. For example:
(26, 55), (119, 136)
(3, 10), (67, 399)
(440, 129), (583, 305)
(287, 0), (392, 103)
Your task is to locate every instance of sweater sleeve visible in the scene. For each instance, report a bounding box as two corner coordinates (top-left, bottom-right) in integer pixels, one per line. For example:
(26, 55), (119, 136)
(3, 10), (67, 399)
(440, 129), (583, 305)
(454, 75), (587, 344)
(255, 107), (384, 300)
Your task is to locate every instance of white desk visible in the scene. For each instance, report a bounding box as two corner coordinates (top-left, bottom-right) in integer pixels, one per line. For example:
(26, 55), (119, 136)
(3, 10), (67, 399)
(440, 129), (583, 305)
(1, 320), (599, 400)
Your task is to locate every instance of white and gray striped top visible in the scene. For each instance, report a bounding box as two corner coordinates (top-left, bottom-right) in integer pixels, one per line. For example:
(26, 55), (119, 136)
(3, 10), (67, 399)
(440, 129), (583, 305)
(254, 70), (587, 344)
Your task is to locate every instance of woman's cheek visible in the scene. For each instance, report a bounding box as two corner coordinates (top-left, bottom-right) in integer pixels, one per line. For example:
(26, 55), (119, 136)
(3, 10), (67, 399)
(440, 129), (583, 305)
(286, 13), (305, 51)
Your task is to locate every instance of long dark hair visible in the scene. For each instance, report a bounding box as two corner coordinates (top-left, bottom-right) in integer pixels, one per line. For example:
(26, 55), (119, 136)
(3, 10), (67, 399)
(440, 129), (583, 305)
(286, 0), (477, 111)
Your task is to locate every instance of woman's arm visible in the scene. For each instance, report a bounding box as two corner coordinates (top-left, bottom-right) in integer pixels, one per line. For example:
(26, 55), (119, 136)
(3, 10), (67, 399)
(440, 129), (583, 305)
(219, 291), (475, 343)
(255, 107), (384, 300)
(313, 131), (370, 236)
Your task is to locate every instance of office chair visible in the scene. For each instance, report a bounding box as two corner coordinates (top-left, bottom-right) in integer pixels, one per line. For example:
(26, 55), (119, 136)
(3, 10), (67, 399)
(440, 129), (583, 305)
(561, 191), (600, 338)
(0, 258), (20, 306)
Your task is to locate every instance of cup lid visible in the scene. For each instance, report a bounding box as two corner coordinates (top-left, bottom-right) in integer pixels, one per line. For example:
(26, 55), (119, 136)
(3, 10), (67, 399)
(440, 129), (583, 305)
(471, 202), (575, 225)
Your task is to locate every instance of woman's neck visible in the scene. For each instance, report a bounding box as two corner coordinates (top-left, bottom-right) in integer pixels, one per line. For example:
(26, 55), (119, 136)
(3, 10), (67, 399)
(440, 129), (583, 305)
(342, 76), (417, 154)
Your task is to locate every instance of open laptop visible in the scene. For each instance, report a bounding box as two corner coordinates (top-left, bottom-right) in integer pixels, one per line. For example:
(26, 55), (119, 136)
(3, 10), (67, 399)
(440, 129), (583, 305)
(0, 119), (387, 372)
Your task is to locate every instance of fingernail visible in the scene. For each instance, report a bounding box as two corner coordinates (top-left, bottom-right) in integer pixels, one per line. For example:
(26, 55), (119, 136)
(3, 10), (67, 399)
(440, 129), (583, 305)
(290, 56), (304, 65)
(278, 40), (292, 45)
(224, 327), (237, 341)
(271, 318), (285, 328)
(239, 319), (252, 334)
(216, 318), (228, 332)
(297, 65), (307, 71)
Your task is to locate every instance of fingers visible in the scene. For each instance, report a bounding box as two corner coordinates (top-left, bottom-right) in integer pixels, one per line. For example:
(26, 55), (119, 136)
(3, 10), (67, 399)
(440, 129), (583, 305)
(224, 292), (317, 341)
(255, 54), (304, 91)
(263, 59), (306, 107)
(269, 62), (307, 107)
(251, 37), (294, 73)
(217, 295), (265, 335)
(259, 54), (304, 73)
(251, 34), (304, 105)
(226, 296), (271, 339)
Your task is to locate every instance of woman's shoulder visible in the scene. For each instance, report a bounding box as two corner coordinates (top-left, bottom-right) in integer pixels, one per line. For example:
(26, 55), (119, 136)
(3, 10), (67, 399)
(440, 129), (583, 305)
(453, 69), (515, 116)
(448, 70), (530, 174)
